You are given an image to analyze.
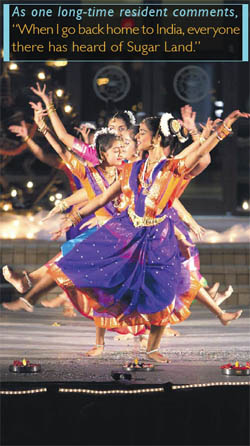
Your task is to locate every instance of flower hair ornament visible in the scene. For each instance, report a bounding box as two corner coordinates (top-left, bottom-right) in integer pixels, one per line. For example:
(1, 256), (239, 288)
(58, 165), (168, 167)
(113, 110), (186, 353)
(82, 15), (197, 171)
(160, 112), (189, 143)
(124, 110), (136, 126)
(79, 122), (97, 131)
(93, 127), (118, 148)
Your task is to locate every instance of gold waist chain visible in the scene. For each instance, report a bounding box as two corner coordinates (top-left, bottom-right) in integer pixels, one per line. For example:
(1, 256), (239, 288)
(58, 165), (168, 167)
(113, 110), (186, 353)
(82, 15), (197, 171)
(128, 207), (167, 228)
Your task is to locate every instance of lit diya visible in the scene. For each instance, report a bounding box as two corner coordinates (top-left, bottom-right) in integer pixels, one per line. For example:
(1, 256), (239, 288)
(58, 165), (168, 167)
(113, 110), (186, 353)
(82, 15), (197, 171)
(124, 357), (154, 372)
(220, 361), (250, 376)
(9, 359), (41, 373)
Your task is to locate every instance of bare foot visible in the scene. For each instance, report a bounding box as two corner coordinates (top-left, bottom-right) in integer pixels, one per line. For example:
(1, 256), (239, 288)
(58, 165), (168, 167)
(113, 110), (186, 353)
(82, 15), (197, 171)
(2, 266), (31, 293)
(146, 351), (171, 363)
(208, 282), (220, 299)
(164, 327), (180, 337)
(214, 286), (234, 306)
(3, 297), (33, 313)
(41, 293), (67, 308)
(218, 310), (242, 326)
(84, 345), (104, 357)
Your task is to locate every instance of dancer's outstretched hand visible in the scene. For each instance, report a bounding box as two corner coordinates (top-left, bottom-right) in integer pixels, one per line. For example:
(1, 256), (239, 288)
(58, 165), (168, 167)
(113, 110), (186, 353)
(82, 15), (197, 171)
(74, 125), (91, 144)
(223, 110), (250, 129)
(41, 204), (62, 222)
(30, 82), (51, 105)
(49, 216), (73, 240)
(9, 121), (28, 139)
(29, 101), (47, 126)
(189, 221), (206, 240)
(177, 238), (195, 259)
(79, 215), (108, 230)
(180, 104), (197, 133)
(80, 216), (99, 230)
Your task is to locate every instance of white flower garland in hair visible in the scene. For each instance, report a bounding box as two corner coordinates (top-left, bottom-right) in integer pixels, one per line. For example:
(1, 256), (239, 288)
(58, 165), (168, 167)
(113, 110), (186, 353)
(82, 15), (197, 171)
(93, 127), (118, 148)
(124, 110), (136, 126)
(159, 112), (174, 137)
(79, 122), (97, 131)
(178, 133), (189, 143)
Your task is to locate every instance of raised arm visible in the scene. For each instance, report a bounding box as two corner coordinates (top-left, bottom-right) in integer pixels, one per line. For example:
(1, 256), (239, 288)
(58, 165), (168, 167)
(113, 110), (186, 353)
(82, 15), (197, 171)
(30, 83), (74, 148)
(8, 121), (61, 169)
(29, 101), (73, 165)
(184, 110), (250, 171)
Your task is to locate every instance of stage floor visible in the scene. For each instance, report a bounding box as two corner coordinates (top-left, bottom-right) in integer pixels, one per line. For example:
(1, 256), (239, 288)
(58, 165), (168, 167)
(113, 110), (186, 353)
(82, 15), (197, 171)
(1, 305), (250, 385)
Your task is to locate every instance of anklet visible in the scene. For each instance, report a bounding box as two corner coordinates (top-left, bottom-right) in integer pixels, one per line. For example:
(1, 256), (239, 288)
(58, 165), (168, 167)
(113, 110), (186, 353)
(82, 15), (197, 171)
(146, 349), (159, 354)
(23, 271), (32, 290)
(20, 297), (34, 311)
(96, 344), (104, 348)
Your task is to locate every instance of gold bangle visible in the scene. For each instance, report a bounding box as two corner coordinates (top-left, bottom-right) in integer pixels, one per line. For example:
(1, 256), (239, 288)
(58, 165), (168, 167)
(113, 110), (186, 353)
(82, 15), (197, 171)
(68, 211), (82, 226)
(57, 199), (69, 213)
(216, 131), (224, 141)
(223, 122), (232, 132)
(47, 108), (56, 116)
(47, 104), (56, 114)
(23, 135), (30, 143)
(39, 126), (48, 135)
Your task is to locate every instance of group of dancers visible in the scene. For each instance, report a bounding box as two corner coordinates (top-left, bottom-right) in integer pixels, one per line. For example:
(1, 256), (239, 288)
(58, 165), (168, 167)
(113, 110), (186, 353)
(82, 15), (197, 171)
(3, 82), (249, 362)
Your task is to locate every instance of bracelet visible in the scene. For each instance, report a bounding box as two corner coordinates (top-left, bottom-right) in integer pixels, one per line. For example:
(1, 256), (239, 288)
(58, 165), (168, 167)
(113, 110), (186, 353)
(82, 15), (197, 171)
(38, 122), (48, 134)
(216, 131), (224, 141)
(38, 127), (48, 136)
(68, 210), (82, 226)
(199, 136), (206, 144)
(223, 122), (232, 132)
(189, 128), (199, 135)
(57, 199), (69, 213)
(23, 135), (30, 143)
(47, 104), (56, 115)
(216, 123), (232, 141)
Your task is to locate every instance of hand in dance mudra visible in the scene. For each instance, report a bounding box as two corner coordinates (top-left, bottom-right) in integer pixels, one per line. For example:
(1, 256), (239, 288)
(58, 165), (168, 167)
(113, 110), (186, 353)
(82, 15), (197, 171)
(180, 104), (197, 133)
(224, 110), (250, 127)
(49, 216), (73, 241)
(189, 221), (206, 241)
(30, 82), (51, 104)
(9, 120), (29, 139)
(29, 101), (47, 126)
(74, 125), (91, 144)
(42, 204), (62, 222)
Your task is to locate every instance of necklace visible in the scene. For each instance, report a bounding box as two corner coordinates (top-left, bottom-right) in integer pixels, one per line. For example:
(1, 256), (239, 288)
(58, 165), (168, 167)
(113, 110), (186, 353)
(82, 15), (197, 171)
(139, 157), (165, 195)
(98, 166), (118, 185)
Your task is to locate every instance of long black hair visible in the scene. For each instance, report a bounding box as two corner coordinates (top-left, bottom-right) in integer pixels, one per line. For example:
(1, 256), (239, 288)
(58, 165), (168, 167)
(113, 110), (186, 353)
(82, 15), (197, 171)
(143, 116), (181, 156)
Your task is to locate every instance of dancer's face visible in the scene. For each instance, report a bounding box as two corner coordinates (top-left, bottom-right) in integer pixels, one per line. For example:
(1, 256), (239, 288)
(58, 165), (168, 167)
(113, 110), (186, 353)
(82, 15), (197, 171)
(135, 122), (153, 152)
(120, 131), (137, 160)
(102, 139), (123, 167)
(108, 117), (128, 136)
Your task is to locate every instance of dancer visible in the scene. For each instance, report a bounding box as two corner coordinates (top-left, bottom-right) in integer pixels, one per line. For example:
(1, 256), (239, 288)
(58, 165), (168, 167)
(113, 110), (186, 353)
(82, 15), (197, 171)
(3, 110), (248, 363)
(7, 119), (89, 316)
(30, 83), (138, 166)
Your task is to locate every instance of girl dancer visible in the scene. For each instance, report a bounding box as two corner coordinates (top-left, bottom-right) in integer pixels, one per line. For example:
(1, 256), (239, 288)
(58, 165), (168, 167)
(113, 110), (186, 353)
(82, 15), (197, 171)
(3, 110), (248, 363)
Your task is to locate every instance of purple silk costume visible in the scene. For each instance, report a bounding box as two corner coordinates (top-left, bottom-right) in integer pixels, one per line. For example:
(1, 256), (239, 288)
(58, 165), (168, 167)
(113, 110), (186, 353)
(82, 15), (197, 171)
(55, 160), (194, 320)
